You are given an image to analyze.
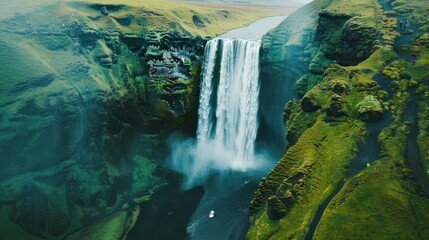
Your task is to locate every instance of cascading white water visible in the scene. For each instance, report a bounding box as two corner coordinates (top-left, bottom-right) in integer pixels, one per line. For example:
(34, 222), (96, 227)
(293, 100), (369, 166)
(198, 38), (261, 165)
(169, 37), (267, 187)
(168, 16), (287, 240)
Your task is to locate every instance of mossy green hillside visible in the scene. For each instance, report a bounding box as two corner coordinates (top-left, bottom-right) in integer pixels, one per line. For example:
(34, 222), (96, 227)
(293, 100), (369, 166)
(248, 0), (429, 238)
(248, 118), (365, 239)
(248, 51), (393, 239)
(416, 50), (429, 179)
(1, 0), (285, 238)
(314, 88), (429, 239)
(314, 161), (429, 239)
(72, 0), (292, 38)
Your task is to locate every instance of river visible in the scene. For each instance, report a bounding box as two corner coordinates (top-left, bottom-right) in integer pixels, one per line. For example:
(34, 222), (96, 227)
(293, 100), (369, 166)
(129, 16), (287, 240)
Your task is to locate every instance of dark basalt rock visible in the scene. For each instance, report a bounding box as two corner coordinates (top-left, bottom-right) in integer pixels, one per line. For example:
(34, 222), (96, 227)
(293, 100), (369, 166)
(316, 10), (351, 44)
(301, 95), (321, 112)
(326, 94), (345, 117)
(113, 15), (135, 26)
(331, 81), (348, 94)
(335, 21), (379, 65)
(317, 10), (378, 66)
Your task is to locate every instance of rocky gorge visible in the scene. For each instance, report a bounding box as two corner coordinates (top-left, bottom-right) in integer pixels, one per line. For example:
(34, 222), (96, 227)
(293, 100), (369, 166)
(0, 0), (428, 239)
(0, 1), (288, 239)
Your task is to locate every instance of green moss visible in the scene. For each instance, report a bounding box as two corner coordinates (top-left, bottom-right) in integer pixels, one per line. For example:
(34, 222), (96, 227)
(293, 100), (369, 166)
(314, 92), (429, 239)
(283, 100), (319, 145)
(267, 196), (288, 220)
(314, 162), (429, 239)
(355, 95), (384, 121)
(131, 155), (165, 194)
(249, 0), (429, 238)
(309, 51), (334, 74)
(145, 45), (163, 57)
(247, 119), (365, 239)
(70, 0), (292, 38)
(296, 74), (324, 98)
(417, 101), (429, 179)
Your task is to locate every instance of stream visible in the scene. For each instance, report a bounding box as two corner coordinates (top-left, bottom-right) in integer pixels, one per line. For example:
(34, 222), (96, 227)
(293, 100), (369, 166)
(306, 1), (429, 239)
(305, 112), (390, 240)
(380, 0), (429, 197)
(404, 92), (429, 196)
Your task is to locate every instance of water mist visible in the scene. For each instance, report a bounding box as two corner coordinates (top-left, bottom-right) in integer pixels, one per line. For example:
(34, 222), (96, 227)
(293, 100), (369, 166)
(168, 38), (272, 188)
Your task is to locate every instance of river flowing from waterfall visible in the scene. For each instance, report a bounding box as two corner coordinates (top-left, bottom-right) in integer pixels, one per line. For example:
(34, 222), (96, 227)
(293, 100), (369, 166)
(162, 16), (287, 240)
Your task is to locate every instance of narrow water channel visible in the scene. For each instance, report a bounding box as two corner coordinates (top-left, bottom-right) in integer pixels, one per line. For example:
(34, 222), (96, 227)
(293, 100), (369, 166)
(305, 112), (390, 240)
(306, 1), (429, 238)
(405, 93), (429, 196)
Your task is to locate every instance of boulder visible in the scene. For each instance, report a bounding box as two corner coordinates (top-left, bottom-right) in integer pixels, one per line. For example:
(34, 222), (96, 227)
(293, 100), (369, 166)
(331, 81), (348, 94)
(356, 95), (384, 121)
(326, 94), (345, 117)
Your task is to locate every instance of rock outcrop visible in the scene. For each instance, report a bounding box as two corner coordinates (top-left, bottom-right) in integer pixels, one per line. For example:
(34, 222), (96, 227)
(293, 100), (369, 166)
(356, 95), (384, 121)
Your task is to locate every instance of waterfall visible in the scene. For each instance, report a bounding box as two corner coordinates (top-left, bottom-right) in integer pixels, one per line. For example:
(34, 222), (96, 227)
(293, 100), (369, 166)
(198, 38), (261, 164)
(169, 37), (268, 187)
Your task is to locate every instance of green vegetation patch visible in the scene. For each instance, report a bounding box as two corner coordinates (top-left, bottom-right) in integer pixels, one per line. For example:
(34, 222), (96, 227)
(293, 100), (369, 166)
(314, 161), (429, 239)
(248, 0), (429, 238)
(314, 91), (429, 239)
(247, 118), (365, 239)
(71, 0), (289, 38)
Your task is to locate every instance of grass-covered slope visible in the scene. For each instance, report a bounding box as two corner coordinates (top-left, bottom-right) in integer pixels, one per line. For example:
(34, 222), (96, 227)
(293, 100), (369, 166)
(72, 0), (291, 38)
(0, 1), (293, 239)
(0, 0), (289, 176)
(248, 0), (429, 239)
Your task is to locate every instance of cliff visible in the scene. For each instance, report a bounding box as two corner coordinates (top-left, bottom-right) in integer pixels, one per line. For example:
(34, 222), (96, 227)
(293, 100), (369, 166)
(248, 0), (429, 239)
(0, 1), (283, 239)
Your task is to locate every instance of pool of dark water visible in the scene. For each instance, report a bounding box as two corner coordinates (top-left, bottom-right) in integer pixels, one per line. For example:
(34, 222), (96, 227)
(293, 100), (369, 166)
(128, 16), (289, 240)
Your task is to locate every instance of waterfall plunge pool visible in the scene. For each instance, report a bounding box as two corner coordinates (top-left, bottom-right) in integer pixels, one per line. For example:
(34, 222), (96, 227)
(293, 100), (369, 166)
(129, 15), (287, 240)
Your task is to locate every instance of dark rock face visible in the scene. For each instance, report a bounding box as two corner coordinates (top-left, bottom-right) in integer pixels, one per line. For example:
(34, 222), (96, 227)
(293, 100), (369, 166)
(301, 95), (320, 112)
(317, 10), (379, 66)
(192, 15), (205, 27)
(316, 10), (351, 43)
(0, 3), (200, 239)
(331, 81), (348, 94)
(326, 94), (345, 117)
(335, 20), (379, 65)
(258, 4), (320, 157)
(12, 186), (71, 238)
(78, 29), (100, 47)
